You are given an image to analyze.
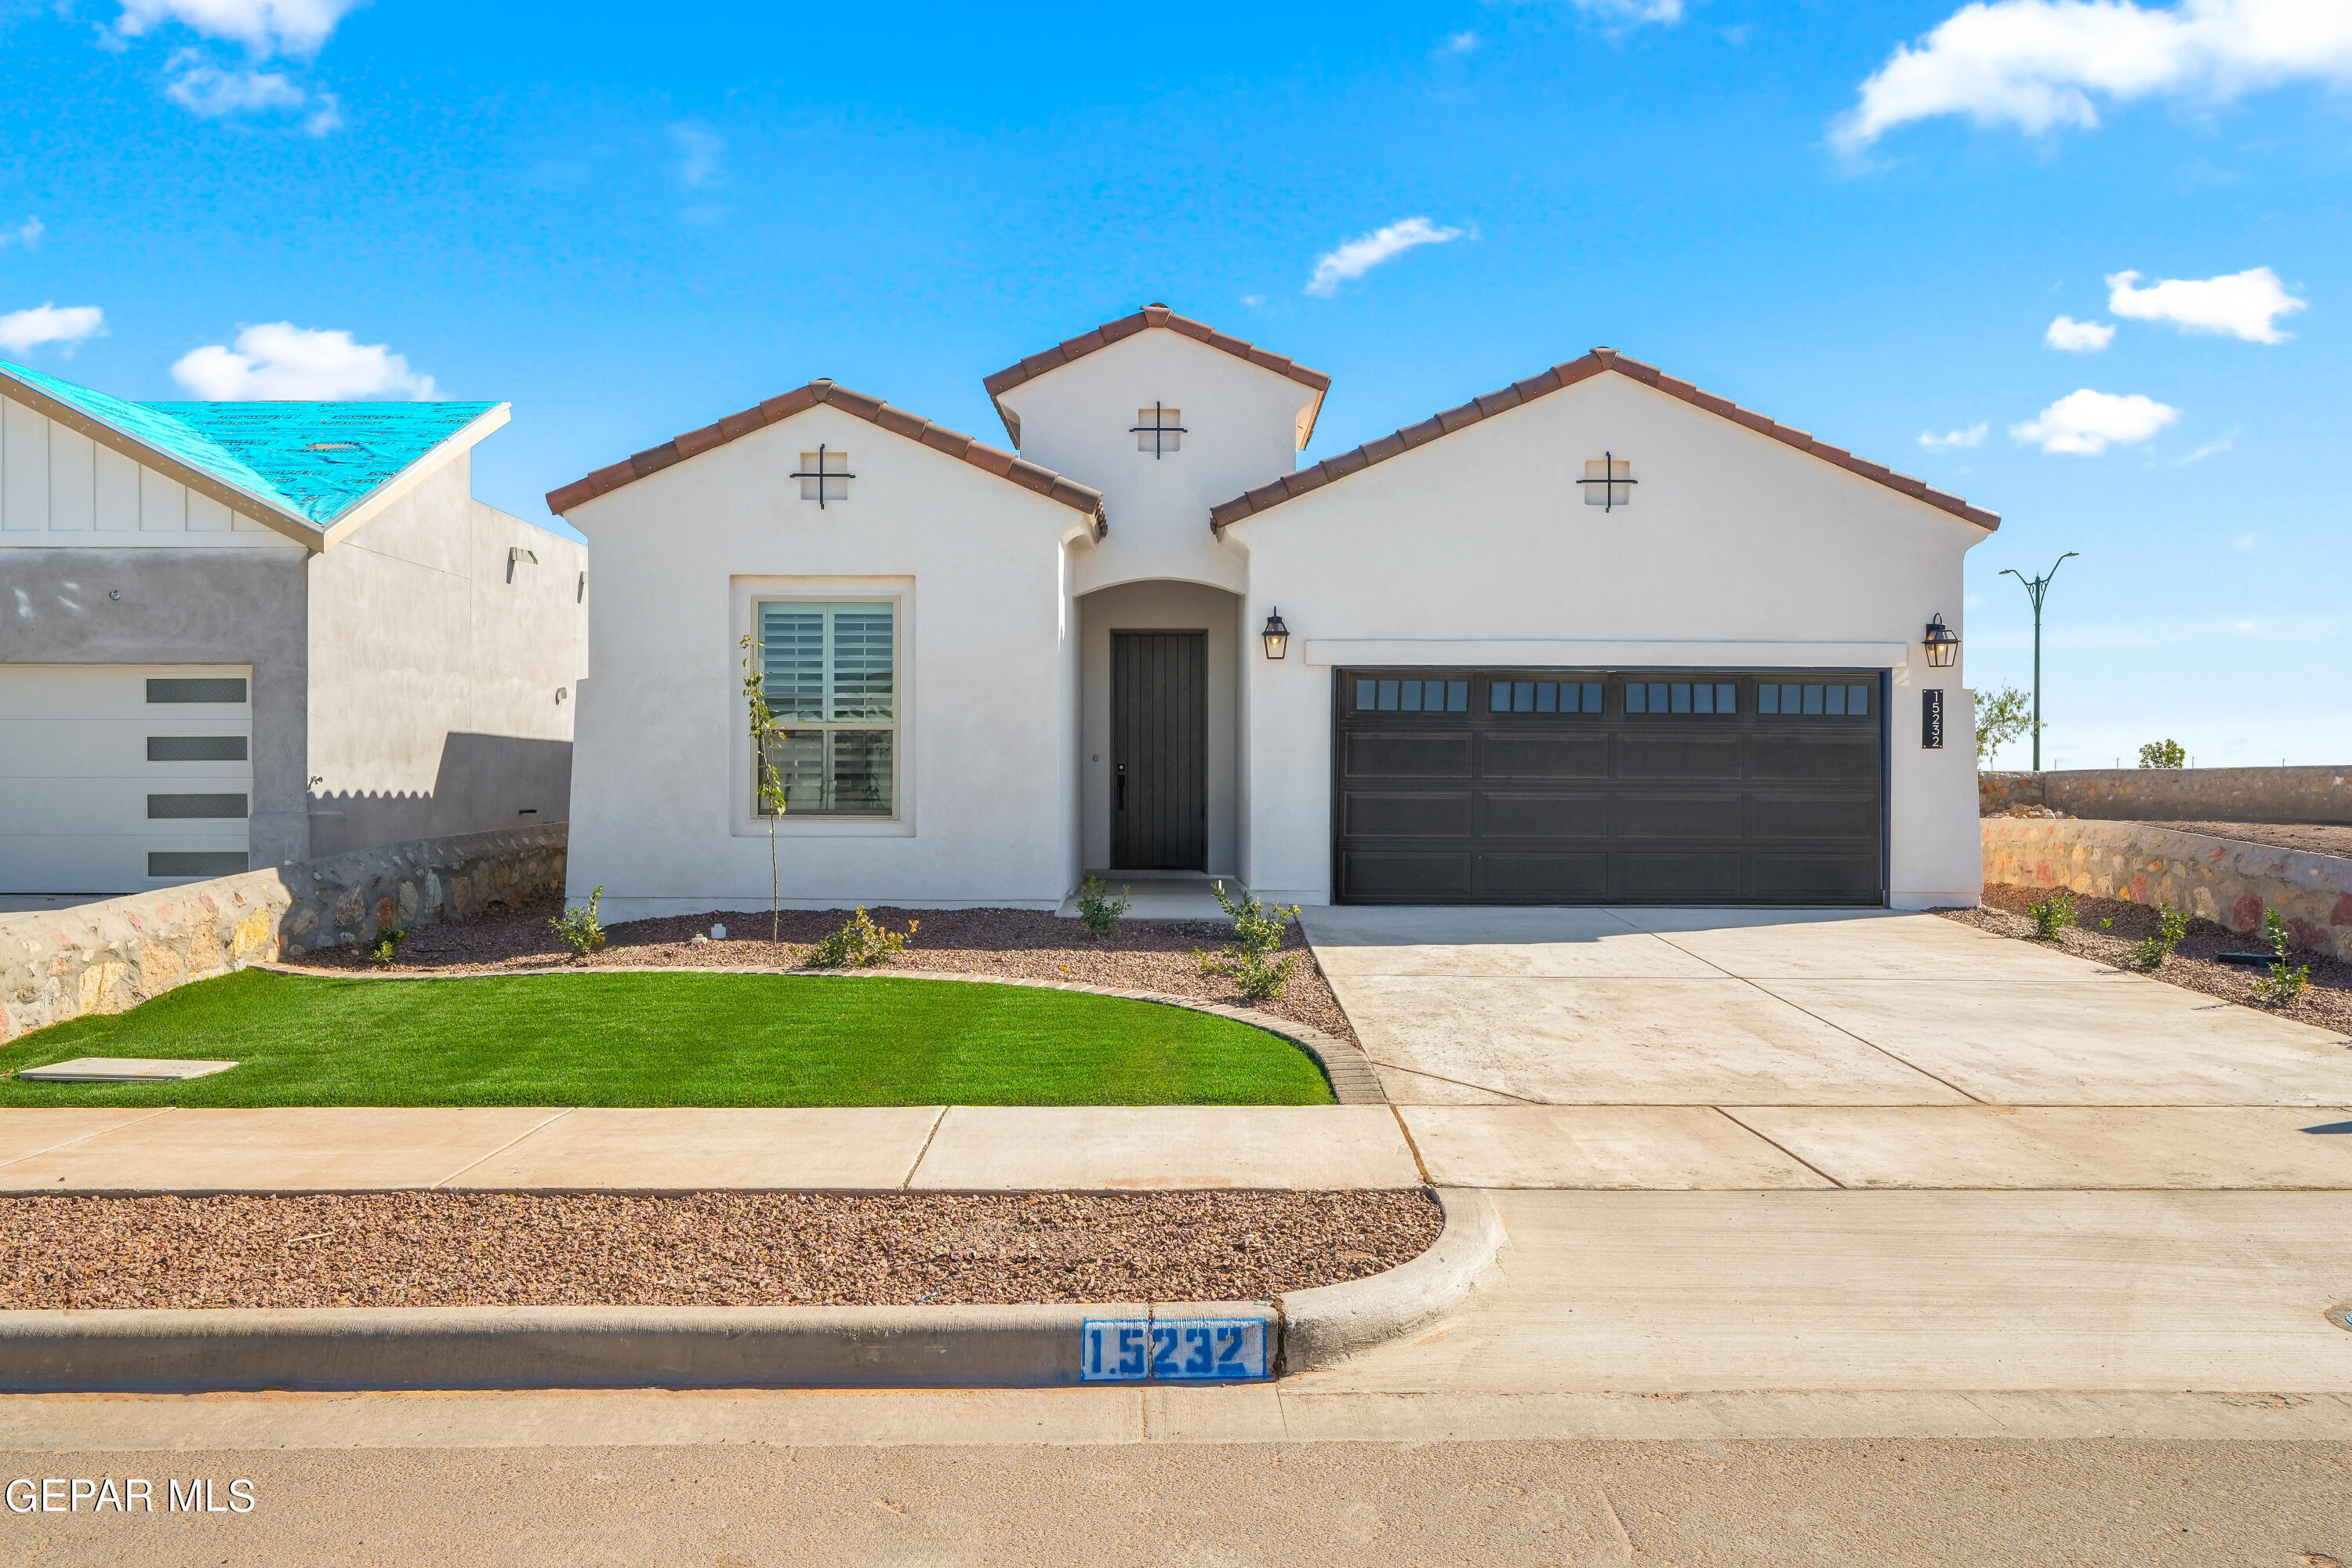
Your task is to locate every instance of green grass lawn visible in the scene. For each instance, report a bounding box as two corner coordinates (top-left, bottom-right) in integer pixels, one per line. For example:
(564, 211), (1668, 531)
(0, 970), (1336, 1108)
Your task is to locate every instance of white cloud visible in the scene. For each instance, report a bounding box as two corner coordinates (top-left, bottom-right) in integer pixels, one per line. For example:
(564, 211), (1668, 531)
(2107, 265), (2304, 341)
(1832, 0), (2352, 152)
(1240, 294), (1267, 308)
(114, 0), (362, 60)
(1918, 422), (1989, 448)
(166, 63), (303, 114)
(170, 322), (434, 400)
(670, 125), (724, 190)
(0, 303), (107, 354)
(1305, 217), (1465, 298)
(2010, 387), (2180, 453)
(1570, 0), (1684, 21)
(0, 217), (42, 250)
(2045, 314), (2114, 351)
(1439, 30), (1479, 53)
(2232, 530), (2259, 548)
(2172, 428), (2238, 463)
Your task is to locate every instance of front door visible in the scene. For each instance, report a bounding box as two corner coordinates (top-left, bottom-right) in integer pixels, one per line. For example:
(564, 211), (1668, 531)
(1111, 631), (1207, 870)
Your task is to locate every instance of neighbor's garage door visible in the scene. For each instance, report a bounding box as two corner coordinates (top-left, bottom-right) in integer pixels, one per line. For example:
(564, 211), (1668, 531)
(1334, 670), (1884, 906)
(0, 665), (253, 894)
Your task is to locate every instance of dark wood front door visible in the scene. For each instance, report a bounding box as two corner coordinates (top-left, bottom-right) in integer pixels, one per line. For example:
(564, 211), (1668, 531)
(1112, 631), (1207, 870)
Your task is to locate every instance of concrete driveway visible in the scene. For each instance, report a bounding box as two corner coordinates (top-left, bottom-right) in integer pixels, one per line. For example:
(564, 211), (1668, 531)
(1302, 905), (2352, 1190)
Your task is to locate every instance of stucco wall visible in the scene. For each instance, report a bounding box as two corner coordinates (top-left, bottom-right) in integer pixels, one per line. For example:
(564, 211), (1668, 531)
(1980, 767), (2352, 824)
(1228, 371), (1989, 909)
(1981, 816), (2352, 960)
(0, 823), (566, 1042)
(561, 405), (1094, 919)
(1076, 579), (1242, 875)
(305, 454), (589, 855)
(0, 546), (312, 866)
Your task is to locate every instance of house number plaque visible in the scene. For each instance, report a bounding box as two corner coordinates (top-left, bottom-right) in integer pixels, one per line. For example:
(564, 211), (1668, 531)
(1922, 688), (1945, 750)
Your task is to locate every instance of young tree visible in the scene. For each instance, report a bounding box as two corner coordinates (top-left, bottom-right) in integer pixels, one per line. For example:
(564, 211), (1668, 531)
(2137, 739), (2187, 769)
(740, 634), (789, 942)
(1974, 685), (2035, 766)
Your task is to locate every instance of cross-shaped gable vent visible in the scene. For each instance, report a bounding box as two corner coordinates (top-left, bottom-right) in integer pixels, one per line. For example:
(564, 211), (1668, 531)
(793, 446), (854, 506)
(1132, 404), (1185, 457)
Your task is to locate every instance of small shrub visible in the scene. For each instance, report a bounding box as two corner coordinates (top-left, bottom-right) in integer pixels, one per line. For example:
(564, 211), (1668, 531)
(2024, 889), (2077, 940)
(1074, 877), (1132, 939)
(2251, 909), (2311, 1006)
(1198, 880), (1303, 1002)
(367, 927), (406, 967)
(806, 906), (919, 967)
(550, 886), (607, 960)
(2125, 905), (2188, 971)
(2137, 739), (2187, 770)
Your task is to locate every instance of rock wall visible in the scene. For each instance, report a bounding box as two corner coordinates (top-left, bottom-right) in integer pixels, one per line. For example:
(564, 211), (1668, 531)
(1979, 767), (2352, 822)
(1980, 817), (2352, 960)
(0, 824), (565, 1044)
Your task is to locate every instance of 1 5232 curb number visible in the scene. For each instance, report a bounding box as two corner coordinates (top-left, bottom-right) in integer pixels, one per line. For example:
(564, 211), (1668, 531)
(1080, 1317), (1270, 1381)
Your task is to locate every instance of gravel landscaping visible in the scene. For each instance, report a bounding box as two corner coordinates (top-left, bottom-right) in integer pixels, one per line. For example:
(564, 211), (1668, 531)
(1941, 885), (2352, 1036)
(2132, 822), (2352, 859)
(0, 1189), (1442, 1311)
(282, 898), (1359, 1047)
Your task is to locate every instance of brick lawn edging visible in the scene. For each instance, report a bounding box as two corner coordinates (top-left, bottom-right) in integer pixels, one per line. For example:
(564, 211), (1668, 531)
(1981, 817), (2352, 960)
(253, 961), (1390, 1106)
(0, 825), (566, 1044)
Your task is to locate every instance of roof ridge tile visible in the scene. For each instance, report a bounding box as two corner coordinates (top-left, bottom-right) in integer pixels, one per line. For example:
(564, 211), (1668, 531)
(981, 303), (1332, 448)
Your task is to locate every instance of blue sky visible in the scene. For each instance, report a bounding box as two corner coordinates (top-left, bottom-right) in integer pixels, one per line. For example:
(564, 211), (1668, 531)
(4, 0), (2347, 768)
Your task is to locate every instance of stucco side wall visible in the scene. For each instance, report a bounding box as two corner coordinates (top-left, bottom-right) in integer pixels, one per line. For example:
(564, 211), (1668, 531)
(996, 333), (1308, 597)
(1076, 580), (1242, 876)
(563, 406), (1085, 918)
(305, 455), (589, 855)
(0, 546), (311, 867)
(1231, 372), (1987, 907)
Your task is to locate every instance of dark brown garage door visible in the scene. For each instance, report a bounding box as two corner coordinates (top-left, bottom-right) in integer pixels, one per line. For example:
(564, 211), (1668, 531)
(1334, 670), (1886, 906)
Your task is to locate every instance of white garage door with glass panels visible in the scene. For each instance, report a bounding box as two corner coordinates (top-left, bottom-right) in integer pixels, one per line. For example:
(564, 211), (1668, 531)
(0, 664), (253, 894)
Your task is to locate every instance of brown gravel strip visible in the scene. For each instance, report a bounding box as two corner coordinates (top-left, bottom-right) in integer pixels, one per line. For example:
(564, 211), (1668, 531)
(0, 1189), (1441, 1312)
(2132, 821), (2352, 859)
(1940, 885), (2352, 1036)
(285, 899), (1360, 1047)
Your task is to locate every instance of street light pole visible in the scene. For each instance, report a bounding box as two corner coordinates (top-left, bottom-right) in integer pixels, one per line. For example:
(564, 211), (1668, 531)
(1998, 552), (2078, 771)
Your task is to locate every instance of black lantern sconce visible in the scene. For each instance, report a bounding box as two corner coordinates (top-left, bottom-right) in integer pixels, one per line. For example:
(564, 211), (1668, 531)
(1922, 614), (1961, 669)
(1261, 608), (1291, 661)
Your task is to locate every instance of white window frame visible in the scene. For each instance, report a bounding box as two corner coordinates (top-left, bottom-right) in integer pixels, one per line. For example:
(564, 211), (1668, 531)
(731, 579), (914, 837)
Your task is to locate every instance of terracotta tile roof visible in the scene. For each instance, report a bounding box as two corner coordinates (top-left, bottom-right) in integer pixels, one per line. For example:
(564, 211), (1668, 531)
(545, 379), (1108, 532)
(1206, 347), (2000, 534)
(982, 303), (1333, 450)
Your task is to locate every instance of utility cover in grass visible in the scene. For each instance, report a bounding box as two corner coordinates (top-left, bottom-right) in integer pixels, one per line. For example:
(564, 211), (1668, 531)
(0, 971), (1338, 1108)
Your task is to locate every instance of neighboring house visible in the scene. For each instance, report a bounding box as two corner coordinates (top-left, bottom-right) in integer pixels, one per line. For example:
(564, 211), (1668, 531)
(552, 304), (1995, 917)
(1, 361), (587, 896)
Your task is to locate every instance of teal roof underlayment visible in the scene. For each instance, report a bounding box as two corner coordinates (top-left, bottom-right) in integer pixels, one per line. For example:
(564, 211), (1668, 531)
(0, 360), (496, 531)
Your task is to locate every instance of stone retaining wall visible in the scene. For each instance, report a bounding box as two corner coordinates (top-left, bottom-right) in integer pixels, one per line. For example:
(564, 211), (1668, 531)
(0, 824), (566, 1044)
(1980, 766), (2352, 822)
(1980, 817), (2352, 960)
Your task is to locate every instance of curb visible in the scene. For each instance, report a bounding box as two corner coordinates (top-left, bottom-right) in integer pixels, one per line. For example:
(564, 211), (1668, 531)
(0, 1191), (1501, 1394)
(252, 960), (1390, 1105)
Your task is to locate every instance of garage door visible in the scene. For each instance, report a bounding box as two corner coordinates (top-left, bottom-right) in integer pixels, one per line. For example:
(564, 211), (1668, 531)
(0, 664), (254, 895)
(1334, 669), (1884, 906)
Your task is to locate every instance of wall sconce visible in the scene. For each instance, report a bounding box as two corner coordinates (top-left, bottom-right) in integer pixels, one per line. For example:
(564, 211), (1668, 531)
(1261, 608), (1291, 661)
(1922, 613), (1960, 669)
(507, 546), (538, 584)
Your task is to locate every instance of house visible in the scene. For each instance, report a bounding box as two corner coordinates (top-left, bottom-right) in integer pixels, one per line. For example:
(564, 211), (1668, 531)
(551, 305), (1994, 918)
(1, 361), (587, 897)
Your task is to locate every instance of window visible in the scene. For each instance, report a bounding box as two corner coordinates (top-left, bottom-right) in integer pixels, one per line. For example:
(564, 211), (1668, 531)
(1624, 681), (1737, 715)
(149, 851), (247, 877)
(147, 735), (248, 762)
(753, 601), (896, 815)
(1132, 405), (1185, 455)
(147, 677), (246, 704)
(795, 450), (851, 503)
(1488, 680), (1603, 714)
(1580, 455), (1634, 509)
(1759, 683), (1871, 717)
(147, 793), (248, 819)
(1355, 677), (1468, 713)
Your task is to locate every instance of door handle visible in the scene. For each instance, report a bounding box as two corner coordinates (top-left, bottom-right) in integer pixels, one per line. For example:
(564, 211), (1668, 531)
(1116, 763), (1127, 811)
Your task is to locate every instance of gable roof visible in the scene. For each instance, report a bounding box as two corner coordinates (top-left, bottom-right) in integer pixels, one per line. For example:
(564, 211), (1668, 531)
(1206, 347), (2001, 534)
(544, 378), (1108, 534)
(982, 304), (1333, 451)
(0, 360), (506, 550)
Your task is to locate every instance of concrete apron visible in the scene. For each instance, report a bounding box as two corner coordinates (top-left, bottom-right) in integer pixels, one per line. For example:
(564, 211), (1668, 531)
(0, 1189), (1501, 1396)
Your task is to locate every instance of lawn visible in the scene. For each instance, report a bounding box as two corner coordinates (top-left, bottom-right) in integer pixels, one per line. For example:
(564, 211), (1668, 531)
(0, 970), (1338, 1108)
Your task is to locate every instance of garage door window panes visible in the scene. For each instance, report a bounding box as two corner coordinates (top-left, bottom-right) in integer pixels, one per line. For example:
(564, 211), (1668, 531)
(1356, 678), (1468, 713)
(1759, 683), (1870, 717)
(753, 601), (896, 815)
(1625, 681), (1738, 715)
(1489, 680), (1602, 715)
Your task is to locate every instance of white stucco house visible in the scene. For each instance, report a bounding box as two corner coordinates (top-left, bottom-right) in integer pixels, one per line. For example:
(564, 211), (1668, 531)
(552, 304), (1995, 918)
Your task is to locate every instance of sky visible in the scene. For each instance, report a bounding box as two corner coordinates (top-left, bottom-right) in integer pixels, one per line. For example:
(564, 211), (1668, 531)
(2, 0), (2347, 769)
